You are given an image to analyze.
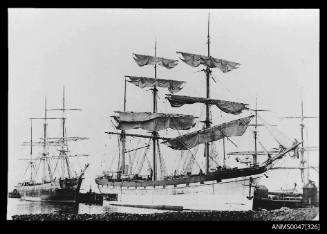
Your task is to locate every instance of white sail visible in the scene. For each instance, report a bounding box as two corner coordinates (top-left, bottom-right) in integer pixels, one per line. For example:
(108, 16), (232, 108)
(133, 53), (178, 69)
(177, 51), (240, 73)
(112, 111), (197, 131)
(164, 115), (254, 150)
(166, 94), (248, 114)
(126, 76), (185, 94)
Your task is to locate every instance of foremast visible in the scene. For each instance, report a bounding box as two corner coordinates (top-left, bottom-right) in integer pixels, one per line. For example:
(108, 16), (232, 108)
(152, 40), (158, 181)
(108, 41), (182, 181)
(119, 78), (127, 174)
(43, 97), (53, 182)
(26, 98), (55, 183)
(117, 42), (159, 180)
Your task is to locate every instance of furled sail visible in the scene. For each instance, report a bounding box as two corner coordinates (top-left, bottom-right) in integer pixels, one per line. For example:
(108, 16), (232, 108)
(164, 115), (254, 150)
(133, 54), (178, 69)
(126, 76), (185, 94)
(112, 111), (197, 131)
(177, 51), (240, 73)
(166, 94), (249, 114)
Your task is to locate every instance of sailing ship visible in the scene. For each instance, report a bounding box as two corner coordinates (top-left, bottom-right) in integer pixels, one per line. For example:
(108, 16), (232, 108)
(95, 14), (301, 211)
(251, 99), (319, 209)
(263, 99), (319, 195)
(15, 88), (89, 203)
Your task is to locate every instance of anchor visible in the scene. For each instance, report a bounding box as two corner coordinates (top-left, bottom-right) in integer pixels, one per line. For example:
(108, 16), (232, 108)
(246, 177), (254, 200)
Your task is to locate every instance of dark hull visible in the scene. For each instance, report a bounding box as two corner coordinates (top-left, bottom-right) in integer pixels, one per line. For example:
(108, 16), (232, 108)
(16, 178), (83, 203)
(8, 193), (21, 198)
(96, 165), (267, 188)
(253, 197), (303, 210)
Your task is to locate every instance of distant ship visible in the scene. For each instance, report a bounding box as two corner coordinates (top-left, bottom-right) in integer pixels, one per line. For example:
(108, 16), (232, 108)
(273, 98), (319, 194)
(8, 189), (21, 198)
(95, 13), (301, 211)
(15, 88), (89, 203)
(253, 99), (319, 209)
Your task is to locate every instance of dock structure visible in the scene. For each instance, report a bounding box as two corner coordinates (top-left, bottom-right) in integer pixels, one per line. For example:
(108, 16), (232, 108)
(77, 191), (118, 205)
(109, 203), (183, 211)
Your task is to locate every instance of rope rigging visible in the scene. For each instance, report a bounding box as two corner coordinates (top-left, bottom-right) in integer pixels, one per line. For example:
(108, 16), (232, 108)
(128, 137), (141, 174)
(135, 138), (151, 175)
(170, 116), (203, 173)
(175, 151), (184, 174)
(157, 140), (167, 178)
(211, 72), (246, 105)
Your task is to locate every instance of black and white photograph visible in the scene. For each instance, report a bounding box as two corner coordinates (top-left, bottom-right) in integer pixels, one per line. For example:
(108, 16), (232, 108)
(7, 8), (319, 222)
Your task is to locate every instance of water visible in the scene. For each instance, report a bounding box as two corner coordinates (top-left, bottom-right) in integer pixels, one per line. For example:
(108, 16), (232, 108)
(7, 198), (170, 220)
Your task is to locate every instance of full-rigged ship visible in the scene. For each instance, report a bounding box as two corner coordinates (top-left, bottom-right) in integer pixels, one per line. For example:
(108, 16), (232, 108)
(253, 99), (319, 209)
(15, 88), (89, 203)
(95, 14), (301, 211)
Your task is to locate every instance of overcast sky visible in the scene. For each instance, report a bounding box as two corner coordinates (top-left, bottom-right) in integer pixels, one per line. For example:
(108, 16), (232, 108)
(8, 9), (319, 192)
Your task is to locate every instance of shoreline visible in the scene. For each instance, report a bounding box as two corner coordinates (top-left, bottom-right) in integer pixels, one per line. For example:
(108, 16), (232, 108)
(11, 207), (319, 221)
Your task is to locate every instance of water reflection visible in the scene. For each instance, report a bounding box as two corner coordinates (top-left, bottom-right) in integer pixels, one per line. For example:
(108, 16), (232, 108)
(7, 198), (165, 220)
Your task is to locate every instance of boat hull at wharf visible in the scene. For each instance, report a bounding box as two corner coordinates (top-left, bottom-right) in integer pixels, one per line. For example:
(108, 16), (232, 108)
(96, 168), (267, 211)
(16, 178), (83, 203)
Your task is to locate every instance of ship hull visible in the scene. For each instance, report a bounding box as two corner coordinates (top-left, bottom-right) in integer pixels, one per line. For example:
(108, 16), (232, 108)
(16, 178), (82, 203)
(97, 175), (262, 211)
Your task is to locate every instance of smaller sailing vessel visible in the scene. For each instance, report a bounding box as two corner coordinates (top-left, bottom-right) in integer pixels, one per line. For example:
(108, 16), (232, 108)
(15, 88), (89, 203)
(279, 98), (319, 192)
(252, 98), (319, 209)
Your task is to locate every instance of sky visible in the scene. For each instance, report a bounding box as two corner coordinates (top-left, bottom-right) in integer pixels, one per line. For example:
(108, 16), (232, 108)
(8, 9), (319, 192)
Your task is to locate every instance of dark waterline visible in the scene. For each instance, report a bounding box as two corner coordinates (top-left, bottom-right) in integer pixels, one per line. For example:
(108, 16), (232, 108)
(7, 198), (168, 220)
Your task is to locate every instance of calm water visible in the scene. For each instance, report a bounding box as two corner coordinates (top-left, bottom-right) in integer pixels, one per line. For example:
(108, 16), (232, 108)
(7, 198), (169, 220)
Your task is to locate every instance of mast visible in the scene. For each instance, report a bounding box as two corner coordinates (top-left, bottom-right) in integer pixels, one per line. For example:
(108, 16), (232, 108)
(204, 12), (211, 174)
(46, 87), (82, 178)
(42, 97), (47, 182)
(62, 87), (72, 178)
(63, 87), (65, 138)
(42, 97), (53, 182)
(44, 97), (47, 148)
(152, 40), (158, 181)
(253, 97), (258, 166)
(222, 137), (226, 168)
(300, 97), (305, 184)
(120, 78), (127, 174)
(282, 94), (318, 185)
(30, 118), (33, 182)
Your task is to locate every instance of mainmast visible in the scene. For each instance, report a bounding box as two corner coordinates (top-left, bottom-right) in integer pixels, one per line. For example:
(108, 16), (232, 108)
(29, 118), (33, 182)
(152, 40), (158, 181)
(47, 87), (83, 179)
(120, 78), (127, 174)
(42, 97), (53, 182)
(204, 13), (212, 174)
(62, 87), (72, 178)
(42, 97), (47, 182)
